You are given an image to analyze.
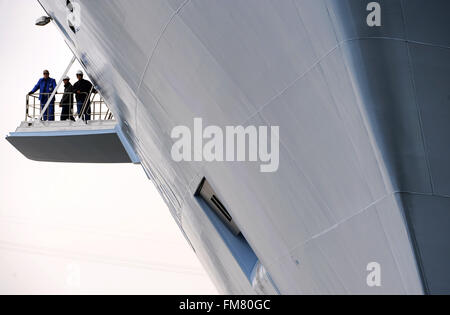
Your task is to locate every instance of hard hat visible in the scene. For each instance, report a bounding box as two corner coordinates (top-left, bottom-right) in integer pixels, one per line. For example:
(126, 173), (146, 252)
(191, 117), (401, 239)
(63, 75), (70, 80)
(76, 70), (83, 75)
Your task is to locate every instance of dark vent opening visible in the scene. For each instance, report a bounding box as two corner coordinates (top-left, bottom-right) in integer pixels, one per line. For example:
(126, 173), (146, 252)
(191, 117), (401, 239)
(195, 177), (240, 236)
(211, 195), (233, 222)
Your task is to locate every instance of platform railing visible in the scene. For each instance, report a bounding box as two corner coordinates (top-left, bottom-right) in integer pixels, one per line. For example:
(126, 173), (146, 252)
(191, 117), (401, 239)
(25, 91), (114, 122)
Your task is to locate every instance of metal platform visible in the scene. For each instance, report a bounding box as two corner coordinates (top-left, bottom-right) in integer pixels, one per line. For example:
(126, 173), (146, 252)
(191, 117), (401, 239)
(6, 120), (139, 164)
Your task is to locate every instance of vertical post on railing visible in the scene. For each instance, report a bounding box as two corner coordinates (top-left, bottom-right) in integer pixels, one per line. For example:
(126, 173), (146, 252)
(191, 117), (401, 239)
(25, 95), (29, 122)
(37, 56), (76, 122)
(33, 96), (36, 120)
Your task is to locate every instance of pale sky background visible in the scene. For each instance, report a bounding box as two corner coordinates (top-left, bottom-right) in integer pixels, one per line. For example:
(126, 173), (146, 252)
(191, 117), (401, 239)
(0, 0), (217, 295)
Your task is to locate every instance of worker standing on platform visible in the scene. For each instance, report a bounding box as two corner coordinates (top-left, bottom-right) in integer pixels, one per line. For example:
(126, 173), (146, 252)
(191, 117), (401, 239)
(60, 76), (75, 121)
(28, 70), (56, 121)
(72, 70), (96, 121)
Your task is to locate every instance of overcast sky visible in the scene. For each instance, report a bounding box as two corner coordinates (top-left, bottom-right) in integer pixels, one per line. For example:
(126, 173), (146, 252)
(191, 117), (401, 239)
(0, 0), (217, 295)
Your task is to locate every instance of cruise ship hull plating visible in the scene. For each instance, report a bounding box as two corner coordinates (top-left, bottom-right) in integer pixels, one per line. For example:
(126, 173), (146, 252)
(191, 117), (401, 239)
(29, 0), (450, 294)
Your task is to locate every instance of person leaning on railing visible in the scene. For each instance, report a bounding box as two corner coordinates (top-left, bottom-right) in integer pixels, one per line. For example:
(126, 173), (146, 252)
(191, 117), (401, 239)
(28, 70), (56, 121)
(72, 70), (96, 121)
(60, 76), (75, 121)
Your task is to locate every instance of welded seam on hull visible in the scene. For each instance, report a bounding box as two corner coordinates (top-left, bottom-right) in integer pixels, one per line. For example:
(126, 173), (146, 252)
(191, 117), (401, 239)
(324, 0), (341, 47)
(243, 36), (450, 126)
(399, 0), (435, 194)
(299, 193), (393, 249)
(133, 0), (191, 134)
(292, 1), (376, 220)
(319, 190), (450, 238)
(291, 0), (324, 68)
(131, 0), (192, 218)
(398, 1), (433, 293)
(346, 37), (450, 51)
(268, 190), (449, 258)
(136, 0), (191, 95)
(242, 45), (339, 126)
(266, 189), (440, 291)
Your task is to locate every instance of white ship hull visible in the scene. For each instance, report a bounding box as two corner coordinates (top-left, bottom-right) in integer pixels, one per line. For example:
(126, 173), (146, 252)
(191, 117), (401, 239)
(31, 0), (450, 294)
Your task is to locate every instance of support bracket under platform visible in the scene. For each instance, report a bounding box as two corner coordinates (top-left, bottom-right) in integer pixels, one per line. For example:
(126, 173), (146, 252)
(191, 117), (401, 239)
(6, 120), (139, 164)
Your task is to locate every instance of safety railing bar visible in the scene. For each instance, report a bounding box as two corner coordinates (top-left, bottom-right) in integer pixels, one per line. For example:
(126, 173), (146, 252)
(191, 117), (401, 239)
(25, 95), (29, 121)
(25, 91), (113, 122)
(104, 108), (110, 121)
(79, 86), (94, 122)
(33, 95), (35, 121)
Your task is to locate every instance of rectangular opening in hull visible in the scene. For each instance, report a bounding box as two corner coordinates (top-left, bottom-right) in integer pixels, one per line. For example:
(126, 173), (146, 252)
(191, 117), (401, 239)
(194, 177), (279, 293)
(195, 177), (240, 235)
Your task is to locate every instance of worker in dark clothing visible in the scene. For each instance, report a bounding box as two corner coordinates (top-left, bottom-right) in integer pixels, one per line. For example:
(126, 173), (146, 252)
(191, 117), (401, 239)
(60, 76), (75, 121)
(72, 70), (96, 121)
(28, 70), (56, 121)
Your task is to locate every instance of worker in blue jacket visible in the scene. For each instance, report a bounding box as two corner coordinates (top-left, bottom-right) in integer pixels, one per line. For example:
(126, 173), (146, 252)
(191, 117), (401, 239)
(28, 70), (57, 121)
